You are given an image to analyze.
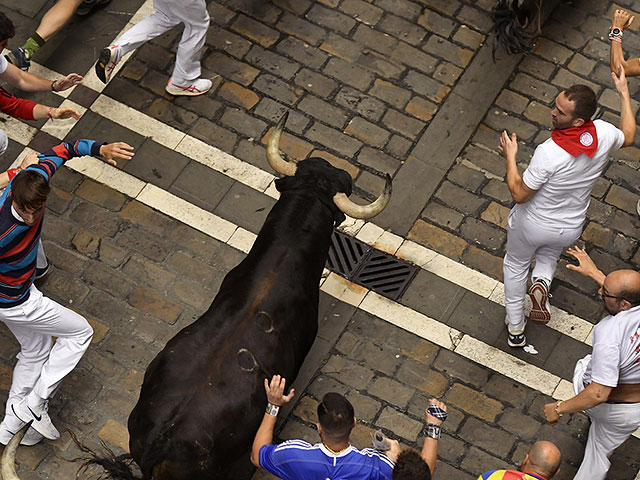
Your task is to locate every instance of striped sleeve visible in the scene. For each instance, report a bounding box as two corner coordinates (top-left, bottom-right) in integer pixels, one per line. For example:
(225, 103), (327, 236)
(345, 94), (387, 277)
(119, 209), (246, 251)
(25, 140), (102, 181)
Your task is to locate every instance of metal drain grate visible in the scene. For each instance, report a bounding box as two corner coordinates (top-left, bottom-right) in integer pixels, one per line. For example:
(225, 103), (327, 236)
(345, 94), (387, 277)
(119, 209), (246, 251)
(352, 251), (418, 299)
(326, 230), (370, 277)
(326, 230), (419, 301)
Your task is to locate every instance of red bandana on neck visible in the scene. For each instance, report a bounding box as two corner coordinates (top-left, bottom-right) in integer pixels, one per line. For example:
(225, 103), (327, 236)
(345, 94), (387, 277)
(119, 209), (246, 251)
(551, 120), (598, 158)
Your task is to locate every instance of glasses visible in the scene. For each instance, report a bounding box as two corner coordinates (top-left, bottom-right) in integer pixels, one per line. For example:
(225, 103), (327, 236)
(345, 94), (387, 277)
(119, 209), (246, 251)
(600, 291), (630, 303)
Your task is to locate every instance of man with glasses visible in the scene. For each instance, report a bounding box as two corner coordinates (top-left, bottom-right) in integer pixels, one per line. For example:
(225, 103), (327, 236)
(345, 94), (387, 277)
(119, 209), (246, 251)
(543, 246), (640, 480)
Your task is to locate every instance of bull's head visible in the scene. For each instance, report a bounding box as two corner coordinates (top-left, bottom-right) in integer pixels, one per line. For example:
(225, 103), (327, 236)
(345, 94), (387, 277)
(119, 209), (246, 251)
(267, 113), (391, 220)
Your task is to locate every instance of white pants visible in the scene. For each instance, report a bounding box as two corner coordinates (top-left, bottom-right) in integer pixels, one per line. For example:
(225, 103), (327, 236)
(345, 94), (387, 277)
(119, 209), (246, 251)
(503, 206), (582, 330)
(0, 129), (7, 156)
(115, 0), (210, 84)
(572, 355), (640, 480)
(0, 285), (93, 427)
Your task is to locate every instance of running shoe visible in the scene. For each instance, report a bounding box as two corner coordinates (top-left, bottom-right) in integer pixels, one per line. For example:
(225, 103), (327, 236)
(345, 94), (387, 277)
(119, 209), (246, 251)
(165, 77), (212, 96)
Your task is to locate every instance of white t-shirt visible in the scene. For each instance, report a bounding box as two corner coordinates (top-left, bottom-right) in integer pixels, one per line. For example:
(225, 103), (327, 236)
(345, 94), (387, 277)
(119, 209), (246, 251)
(0, 54), (7, 75)
(521, 120), (624, 229)
(584, 305), (640, 387)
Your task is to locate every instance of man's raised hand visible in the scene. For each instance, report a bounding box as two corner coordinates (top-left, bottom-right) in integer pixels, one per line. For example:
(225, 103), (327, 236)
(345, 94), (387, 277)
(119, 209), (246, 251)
(264, 375), (295, 407)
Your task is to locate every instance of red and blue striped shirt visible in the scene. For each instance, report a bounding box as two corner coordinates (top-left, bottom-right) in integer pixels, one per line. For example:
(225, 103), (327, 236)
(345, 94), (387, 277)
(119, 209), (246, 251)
(0, 140), (102, 307)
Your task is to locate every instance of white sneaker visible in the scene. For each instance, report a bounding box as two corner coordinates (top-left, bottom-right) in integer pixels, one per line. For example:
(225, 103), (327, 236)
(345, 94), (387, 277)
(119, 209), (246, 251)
(165, 77), (212, 96)
(0, 421), (44, 446)
(12, 398), (60, 440)
(95, 45), (122, 84)
(507, 320), (527, 348)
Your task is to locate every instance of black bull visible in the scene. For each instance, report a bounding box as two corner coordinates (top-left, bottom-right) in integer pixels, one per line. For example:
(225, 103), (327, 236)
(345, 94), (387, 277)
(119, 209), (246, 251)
(52, 113), (390, 480)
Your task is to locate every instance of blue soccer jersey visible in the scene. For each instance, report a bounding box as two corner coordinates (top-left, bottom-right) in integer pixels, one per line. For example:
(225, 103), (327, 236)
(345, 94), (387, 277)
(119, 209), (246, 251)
(259, 440), (394, 480)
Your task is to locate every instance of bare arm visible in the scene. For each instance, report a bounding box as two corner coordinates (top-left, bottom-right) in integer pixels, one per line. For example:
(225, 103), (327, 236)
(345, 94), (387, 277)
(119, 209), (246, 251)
(544, 382), (613, 424)
(0, 63), (82, 92)
(32, 105), (81, 121)
(421, 399), (446, 476)
(611, 64), (636, 147)
(499, 130), (537, 203)
(610, 10), (640, 76)
(250, 375), (295, 468)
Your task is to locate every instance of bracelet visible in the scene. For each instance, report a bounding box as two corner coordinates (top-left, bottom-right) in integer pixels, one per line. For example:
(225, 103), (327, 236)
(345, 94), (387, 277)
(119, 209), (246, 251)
(421, 423), (441, 439)
(265, 402), (280, 416)
(610, 36), (622, 43)
(6, 167), (21, 180)
(51, 80), (57, 92)
(47, 107), (55, 120)
(554, 401), (563, 417)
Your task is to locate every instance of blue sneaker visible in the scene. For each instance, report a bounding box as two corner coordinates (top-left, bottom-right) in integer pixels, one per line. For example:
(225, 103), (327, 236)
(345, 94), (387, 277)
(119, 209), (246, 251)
(6, 47), (30, 71)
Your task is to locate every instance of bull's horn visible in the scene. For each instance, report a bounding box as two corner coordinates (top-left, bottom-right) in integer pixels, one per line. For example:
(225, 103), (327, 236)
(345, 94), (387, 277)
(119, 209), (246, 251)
(1, 421), (32, 480)
(333, 174), (392, 219)
(267, 112), (297, 177)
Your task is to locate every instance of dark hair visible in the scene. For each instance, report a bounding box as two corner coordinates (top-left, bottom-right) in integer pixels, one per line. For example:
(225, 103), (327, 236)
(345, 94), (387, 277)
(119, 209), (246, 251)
(563, 85), (597, 122)
(0, 11), (15, 43)
(11, 170), (50, 210)
(392, 449), (431, 480)
(317, 393), (354, 442)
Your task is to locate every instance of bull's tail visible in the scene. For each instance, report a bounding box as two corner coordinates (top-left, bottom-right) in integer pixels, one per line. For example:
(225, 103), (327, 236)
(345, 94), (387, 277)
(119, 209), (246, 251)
(65, 429), (143, 480)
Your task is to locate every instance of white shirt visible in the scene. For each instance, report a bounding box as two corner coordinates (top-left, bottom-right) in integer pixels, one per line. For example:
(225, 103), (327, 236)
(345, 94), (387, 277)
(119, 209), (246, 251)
(0, 54), (7, 75)
(584, 305), (640, 387)
(520, 119), (624, 229)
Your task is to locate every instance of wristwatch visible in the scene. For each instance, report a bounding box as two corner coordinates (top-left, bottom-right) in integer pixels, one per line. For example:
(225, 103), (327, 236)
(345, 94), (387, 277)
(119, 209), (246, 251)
(609, 27), (623, 40)
(265, 402), (280, 416)
(421, 423), (441, 439)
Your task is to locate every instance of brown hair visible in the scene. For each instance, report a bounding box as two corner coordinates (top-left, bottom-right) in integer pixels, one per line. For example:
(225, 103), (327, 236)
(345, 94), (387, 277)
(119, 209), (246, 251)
(0, 12), (15, 43)
(392, 449), (431, 480)
(11, 170), (50, 210)
(317, 393), (355, 443)
(563, 85), (597, 122)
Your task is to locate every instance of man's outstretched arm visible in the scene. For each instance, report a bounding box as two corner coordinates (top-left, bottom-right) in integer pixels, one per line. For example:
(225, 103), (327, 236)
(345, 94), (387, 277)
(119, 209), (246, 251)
(610, 9), (640, 76)
(250, 375), (294, 468)
(0, 62), (82, 93)
(611, 64), (636, 147)
(421, 399), (446, 476)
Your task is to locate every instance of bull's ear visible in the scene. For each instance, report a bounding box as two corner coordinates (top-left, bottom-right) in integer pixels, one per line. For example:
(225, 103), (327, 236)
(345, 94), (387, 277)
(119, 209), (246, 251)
(275, 176), (296, 192)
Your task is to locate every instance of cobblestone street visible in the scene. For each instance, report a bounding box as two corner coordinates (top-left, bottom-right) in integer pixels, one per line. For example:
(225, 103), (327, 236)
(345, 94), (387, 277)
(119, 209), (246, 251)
(0, 0), (639, 478)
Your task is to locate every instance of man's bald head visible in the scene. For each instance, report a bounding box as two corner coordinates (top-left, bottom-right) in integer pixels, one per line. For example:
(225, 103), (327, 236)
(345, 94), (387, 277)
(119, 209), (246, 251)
(522, 441), (561, 479)
(605, 270), (640, 308)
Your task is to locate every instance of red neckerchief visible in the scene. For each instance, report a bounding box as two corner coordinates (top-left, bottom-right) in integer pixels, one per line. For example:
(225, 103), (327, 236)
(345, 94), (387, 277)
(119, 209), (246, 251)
(551, 120), (598, 158)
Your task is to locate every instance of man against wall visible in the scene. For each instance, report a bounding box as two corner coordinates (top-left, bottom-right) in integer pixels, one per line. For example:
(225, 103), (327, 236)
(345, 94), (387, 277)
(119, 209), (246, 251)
(499, 67), (635, 348)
